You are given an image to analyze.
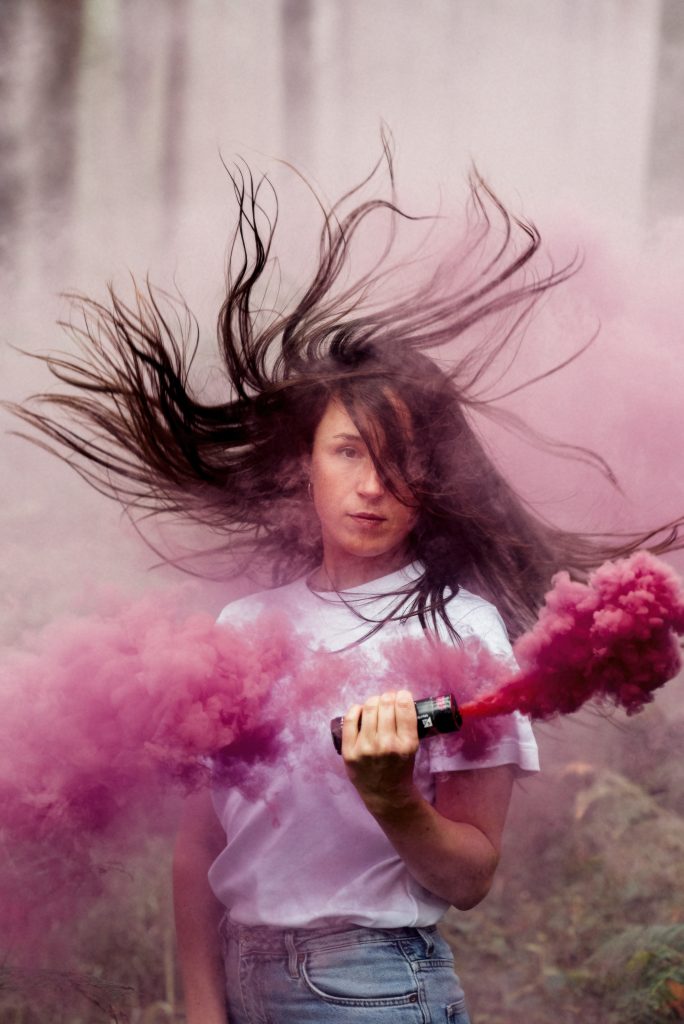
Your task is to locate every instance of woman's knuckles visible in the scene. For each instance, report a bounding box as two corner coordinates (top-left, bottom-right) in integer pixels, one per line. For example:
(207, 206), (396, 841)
(363, 699), (381, 714)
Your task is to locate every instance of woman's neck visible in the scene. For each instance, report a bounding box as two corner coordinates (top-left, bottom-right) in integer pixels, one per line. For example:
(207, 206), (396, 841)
(309, 550), (413, 592)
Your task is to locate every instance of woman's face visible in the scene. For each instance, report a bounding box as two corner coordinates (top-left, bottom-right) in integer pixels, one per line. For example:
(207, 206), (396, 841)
(308, 398), (418, 582)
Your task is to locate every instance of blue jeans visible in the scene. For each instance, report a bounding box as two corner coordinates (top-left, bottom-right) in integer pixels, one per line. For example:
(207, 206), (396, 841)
(220, 918), (471, 1023)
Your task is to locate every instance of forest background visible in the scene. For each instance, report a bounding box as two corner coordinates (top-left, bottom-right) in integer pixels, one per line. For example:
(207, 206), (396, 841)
(1, 2), (684, 1022)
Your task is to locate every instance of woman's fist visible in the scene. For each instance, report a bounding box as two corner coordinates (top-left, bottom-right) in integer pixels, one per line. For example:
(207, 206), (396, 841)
(341, 689), (420, 816)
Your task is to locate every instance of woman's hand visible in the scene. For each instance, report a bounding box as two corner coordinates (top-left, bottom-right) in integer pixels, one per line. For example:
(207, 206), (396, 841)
(341, 689), (420, 816)
(341, 689), (515, 911)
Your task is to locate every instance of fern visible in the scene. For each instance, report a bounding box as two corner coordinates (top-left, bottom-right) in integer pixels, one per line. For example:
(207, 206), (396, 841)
(580, 925), (684, 1023)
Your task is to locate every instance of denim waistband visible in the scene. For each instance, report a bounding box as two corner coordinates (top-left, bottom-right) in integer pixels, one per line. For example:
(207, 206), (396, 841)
(221, 917), (438, 959)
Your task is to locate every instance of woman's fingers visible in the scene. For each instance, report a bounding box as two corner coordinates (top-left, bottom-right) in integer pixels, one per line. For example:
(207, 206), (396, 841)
(360, 694), (380, 740)
(376, 691), (397, 739)
(342, 690), (417, 756)
(341, 703), (363, 752)
(395, 689), (418, 745)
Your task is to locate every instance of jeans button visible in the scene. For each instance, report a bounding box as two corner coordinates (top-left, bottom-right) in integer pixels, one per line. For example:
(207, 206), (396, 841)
(409, 994), (418, 1003)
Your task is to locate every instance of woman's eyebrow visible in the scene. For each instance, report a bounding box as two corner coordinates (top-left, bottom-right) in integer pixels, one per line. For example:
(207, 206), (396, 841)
(333, 432), (363, 441)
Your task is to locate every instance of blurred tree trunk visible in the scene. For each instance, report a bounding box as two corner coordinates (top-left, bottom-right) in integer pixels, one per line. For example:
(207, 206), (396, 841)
(160, 0), (189, 247)
(164, 913), (176, 1012)
(0, 0), (25, 280)
(36, 0), (84, 282)
(281, 0), (314, 166)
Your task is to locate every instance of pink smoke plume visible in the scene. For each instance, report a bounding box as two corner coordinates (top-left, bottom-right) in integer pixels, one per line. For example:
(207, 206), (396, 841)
(374, 552), (684, 762)
(0, 592), (313, 956)
(1, 551), (682, 957)
(459, 550), (684, 723)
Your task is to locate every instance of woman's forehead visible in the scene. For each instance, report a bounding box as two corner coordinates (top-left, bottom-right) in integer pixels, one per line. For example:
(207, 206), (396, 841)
(314, 398), (362, 438)
(319, 390), (413, 433)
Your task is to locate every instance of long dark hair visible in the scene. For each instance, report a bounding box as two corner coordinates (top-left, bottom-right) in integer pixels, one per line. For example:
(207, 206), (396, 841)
(8, 146), (683, 640)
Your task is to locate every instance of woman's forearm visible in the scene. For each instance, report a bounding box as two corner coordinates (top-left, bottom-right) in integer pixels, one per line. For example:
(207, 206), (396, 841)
(365, 785), (499, 910)
(342, 692), (514, 910)
(173, 848), (229, 1024)
(173, 790), (230, 1024)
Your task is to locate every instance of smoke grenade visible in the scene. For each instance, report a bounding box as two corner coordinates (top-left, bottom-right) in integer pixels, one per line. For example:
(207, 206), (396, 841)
(330, 693), (463, 754)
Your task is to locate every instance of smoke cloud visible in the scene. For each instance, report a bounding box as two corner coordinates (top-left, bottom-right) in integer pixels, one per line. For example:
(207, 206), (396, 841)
(1, 550), (681, 961)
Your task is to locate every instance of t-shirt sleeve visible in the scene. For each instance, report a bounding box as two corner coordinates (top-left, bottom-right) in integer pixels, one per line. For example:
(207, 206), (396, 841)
(216, 597), (259, 627)
(424, 599), (540, 775)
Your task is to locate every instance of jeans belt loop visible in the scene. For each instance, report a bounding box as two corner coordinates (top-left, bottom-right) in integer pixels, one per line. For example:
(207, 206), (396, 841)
(284, 931), (300, 979)
(417, 926), (434, 956)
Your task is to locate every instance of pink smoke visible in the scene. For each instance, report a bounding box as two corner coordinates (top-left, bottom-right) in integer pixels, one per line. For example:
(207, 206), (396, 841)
(380, 632), (512, 758)
(1, 551), (682, 957)
(460, 551), (684, 722)
(0, 592), (307, 955)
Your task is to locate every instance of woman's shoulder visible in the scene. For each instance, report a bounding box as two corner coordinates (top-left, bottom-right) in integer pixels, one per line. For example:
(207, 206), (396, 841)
(443, 586), (512, 654)
(445, 584), (502, 622)
(216, 576), (309, 627)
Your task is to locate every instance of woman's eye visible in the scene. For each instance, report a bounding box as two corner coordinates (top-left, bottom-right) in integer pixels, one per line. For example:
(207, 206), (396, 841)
(339, 447), (359, 459)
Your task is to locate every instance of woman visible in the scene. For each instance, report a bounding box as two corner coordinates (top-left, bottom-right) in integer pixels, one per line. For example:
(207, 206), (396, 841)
(173, 372), (539, 1024)
(12, 149), (681, 1022)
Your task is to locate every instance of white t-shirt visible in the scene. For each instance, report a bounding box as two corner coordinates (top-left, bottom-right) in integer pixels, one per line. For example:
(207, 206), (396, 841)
(208, 563), (539, 928)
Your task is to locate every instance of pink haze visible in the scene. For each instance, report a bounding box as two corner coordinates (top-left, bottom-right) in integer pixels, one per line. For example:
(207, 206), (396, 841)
(1, 552), (682, 954)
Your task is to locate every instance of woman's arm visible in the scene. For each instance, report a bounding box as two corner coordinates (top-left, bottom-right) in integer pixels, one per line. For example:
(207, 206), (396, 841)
(173, 789), (230, 1024)
(342, 689), (515, 911)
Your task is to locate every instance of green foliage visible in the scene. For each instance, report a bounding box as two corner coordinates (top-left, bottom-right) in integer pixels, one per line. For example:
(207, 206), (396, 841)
(0, 839), (179, 1023)
(440, 699), (684, 1024)
(579, 925), (684, 1023)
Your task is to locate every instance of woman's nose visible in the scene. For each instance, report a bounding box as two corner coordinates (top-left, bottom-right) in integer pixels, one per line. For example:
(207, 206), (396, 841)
(357, 462), (385, 497)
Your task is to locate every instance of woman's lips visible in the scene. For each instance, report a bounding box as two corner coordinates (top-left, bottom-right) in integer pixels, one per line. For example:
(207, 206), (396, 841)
(349, 512), (386, 525)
